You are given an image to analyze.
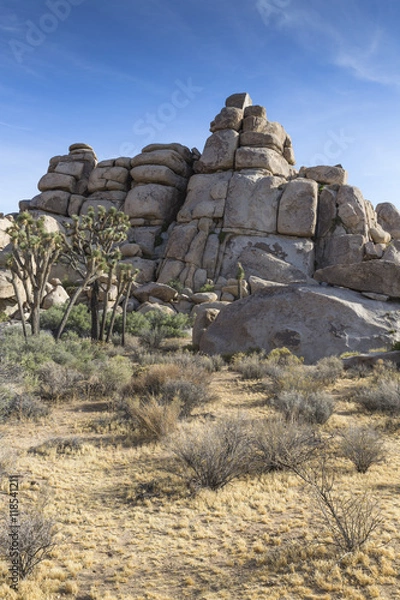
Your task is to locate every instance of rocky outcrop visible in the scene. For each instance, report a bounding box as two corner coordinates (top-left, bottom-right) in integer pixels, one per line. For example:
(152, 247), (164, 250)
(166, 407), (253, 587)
(198, 285), (400, 363)
(3, 92), (400, 362)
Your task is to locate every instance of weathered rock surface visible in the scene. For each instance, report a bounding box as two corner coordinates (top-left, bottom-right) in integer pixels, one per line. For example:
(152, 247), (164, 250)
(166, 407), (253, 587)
(314, 261), (400, 297)
(301, 165), (348, 186)
(195, 130), (239, 173)
(199, 285), (400, 363)
(219, 234), (315, 279)
(235, 147), (291, 177)
(124, 184), (181, 223)
(42, 285), (69, 310)
(223, 173), (283, 234)
(277, 179), (318, 237)
(0, 218), (12, 249)
(376, 203), (400, 239)
(6, 91), (400, 355)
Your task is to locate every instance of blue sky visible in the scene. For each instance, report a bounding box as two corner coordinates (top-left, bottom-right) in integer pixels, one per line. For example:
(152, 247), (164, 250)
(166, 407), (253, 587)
(1, 0), (400, 215)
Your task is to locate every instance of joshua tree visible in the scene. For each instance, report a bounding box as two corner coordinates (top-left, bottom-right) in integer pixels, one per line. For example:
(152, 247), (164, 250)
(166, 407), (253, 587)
(56, 205), (130, 341)
(6, 212), (64, 336)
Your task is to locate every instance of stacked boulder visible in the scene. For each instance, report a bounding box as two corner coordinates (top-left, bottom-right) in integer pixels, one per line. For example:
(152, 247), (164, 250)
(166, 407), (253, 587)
(4, 91), (400, 360)
(122, 143), (194, 283)
(157, 93), (314, 293)
(82, 156), (131, 214)
(26, 143), (97, 219)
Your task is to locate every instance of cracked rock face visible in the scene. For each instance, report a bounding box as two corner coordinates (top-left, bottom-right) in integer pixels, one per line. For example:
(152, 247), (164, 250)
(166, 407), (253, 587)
(198, 285), (400, 363)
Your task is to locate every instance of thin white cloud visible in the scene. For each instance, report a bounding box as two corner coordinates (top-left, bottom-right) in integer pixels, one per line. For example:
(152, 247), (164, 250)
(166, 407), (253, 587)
(255, 0), (400, 89)
(0, 121), (32, 131)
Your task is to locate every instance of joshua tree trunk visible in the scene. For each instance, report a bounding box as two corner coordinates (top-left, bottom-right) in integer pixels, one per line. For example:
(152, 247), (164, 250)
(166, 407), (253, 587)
(90, 280), (100, 341)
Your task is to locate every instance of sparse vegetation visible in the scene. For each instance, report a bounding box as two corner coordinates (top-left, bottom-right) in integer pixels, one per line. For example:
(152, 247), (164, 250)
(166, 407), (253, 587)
(272, 390), (335, 424)
(356, 377), (400, 414)
(252, 417), (322, 473)
(170, 417), (253, 491)
(0, 506), (57, 579)
(0, 332), (398, 599)
(339, 426), (386, 473)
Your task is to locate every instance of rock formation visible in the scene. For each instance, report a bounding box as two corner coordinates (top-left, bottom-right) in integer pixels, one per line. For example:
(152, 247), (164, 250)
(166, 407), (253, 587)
(3, 92), (400, 360)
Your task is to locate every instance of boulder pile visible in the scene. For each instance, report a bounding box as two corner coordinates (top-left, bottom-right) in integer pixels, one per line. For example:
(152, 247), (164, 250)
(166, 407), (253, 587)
(3, 92), (400, 360)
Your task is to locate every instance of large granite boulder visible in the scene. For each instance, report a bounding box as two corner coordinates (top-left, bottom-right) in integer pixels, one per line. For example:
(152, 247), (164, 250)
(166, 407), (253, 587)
(314, 261), (400, 297)
(198, 285), (400, 363)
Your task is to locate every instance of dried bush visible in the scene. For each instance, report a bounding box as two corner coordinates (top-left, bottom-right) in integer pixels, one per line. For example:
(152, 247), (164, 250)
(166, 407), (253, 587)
(38, 361), (83, 402)
(0, 390), (50, 422)
(166, 351), (225, 374)
(311, 356), (344, 385)
(29, 436), (83, 456)
(0, 508), (57, 579)
(123, 361), (213, 418)
(159, 379), (213, 417)
(232, 354), (269, 380)
(126, 397), (181, 440)
(339, 426), (386, 473)
(356, 379), (400, 415)
(253, 417), (322, 473)
(272, 390), (335, 424)
(295, 462), (382, 554)
(170, 417), (253, 490)
(125, 364), (181, 397)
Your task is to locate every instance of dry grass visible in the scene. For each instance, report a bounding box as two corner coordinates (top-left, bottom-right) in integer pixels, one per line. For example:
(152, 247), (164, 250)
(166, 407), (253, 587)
(0, 355), (399, 599)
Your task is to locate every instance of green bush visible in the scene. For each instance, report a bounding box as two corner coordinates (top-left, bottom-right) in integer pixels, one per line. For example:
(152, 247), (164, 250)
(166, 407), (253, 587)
(0, 327), (57, 373)
(111, 311), (191, 339)
(40, 303), (91, 337)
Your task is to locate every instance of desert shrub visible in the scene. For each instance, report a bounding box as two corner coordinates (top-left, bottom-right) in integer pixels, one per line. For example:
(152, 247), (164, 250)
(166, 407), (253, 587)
(0, 508), (57, 579)
(40, 302), (91, 337)
(97, 355), (132, 396)
(339, 426), (386, 473)
(144, 311), (191, 338)
(201, 354), (225, 372)
(295, 461), (382, 554)
(122, 361), (213, 419)
(29, 436), (83, 456)
(112, 311), (191, 339)
(253, 417), (322, 473)
(160, 379), (212, 417)
(0, 328), (57, 373)
(165, 351), (225, 374)
(170, 417), (253, 490)
(233, 354), (269, 380)
(124, 397), (181, 440)
(356, 379), (400, 415)
(38, 361), (84, 402)
(0, 389), (50, 422)
(311, 356), (344, 385)
(138, 324), (169, 349)
(272, 390), (335, 424)
(125, 364), (181, 397)
(267, 347), (303, 367)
